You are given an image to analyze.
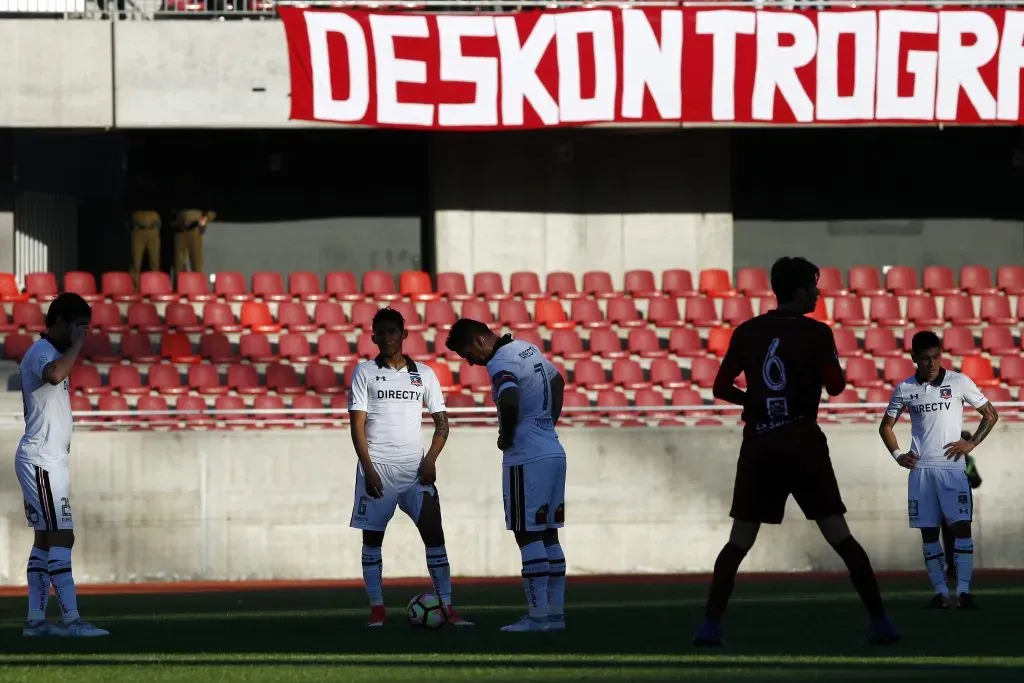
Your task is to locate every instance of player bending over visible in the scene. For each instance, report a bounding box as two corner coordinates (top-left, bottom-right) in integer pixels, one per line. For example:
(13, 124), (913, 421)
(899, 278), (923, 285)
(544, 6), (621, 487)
(693, 257), (900, 647)
(445, 319), (567, 633)
(348, 307), (472, 627)
(18, 293), (109, 637)
(878, 331), (997, 610)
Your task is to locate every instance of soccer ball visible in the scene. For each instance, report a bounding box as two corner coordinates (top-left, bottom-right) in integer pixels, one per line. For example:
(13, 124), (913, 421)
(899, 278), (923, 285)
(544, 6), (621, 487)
(407, 592), (447, 629)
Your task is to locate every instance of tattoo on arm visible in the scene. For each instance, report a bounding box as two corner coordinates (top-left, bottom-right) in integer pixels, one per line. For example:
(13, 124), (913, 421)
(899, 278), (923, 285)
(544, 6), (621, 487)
(433, 411), (449, 438)
(970, 403), (999, 447)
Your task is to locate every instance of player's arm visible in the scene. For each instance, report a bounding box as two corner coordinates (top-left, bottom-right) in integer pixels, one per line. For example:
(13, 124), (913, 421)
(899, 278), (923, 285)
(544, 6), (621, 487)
(879, 387), (917, 469)
(422, 372), (449, 466)
(816, 325), (846, 396)
(492, 368), (520, 451)
(956, 378), (998, 456)
(40, 325), (87, 386)
(347, 368), (382, 496)
(542, 357), (565, 425)
(712, 330), (746, 406)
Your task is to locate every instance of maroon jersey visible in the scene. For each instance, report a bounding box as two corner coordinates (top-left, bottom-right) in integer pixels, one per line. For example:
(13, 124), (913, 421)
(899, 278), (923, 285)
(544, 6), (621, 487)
(717, 310), (845, 435)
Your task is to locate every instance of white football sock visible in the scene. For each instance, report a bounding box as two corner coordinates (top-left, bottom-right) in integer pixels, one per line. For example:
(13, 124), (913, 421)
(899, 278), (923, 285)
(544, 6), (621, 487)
(361, 545), (384, 607)
(922, 541), (949, 597)
(545, 543), (566, 618)
(954, 537), (974, 596)
(425, 546), (452, 608)
(47, 546), (80, 624)
(519, 541), (549, 620)
(27, 546), (51, 622)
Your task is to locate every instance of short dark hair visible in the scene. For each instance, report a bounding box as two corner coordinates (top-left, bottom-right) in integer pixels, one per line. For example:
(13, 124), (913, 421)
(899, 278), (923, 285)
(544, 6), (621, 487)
(770, 257), (820, 304)
(911, 330), (941, 355)
(372, 307), (405, 332)
(45, 292), (91, 328)
(445, 318), (492, 352)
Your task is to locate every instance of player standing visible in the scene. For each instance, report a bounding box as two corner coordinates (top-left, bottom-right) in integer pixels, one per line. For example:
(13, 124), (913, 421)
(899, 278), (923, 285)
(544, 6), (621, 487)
(17, 293), (109, 637)
(942, 430), (983, 581)
(693, 257), (900, 647)
(445, 319), (567, 633)
(878, 331), (997, 609)
(348, 307), (473, 627)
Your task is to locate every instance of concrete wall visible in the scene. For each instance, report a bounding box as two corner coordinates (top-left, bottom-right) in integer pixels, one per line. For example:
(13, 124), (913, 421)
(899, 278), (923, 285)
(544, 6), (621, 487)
(1, 423), (1020, 585)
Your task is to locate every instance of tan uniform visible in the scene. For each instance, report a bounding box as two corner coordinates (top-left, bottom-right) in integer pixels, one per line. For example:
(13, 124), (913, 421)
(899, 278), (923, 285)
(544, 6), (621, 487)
(173, 210), (216, 274)
(130, 210), (161, 286)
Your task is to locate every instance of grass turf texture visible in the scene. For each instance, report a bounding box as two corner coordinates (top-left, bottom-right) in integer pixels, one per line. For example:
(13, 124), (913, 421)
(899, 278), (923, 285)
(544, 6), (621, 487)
(1, 576), (1022, 682)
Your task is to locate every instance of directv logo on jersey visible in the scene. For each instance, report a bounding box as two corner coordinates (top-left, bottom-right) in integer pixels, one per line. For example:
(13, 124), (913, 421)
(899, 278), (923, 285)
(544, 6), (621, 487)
(909, 402), (951, 414)
(940, 386), (953, 399)
(376, 389), (422, 401)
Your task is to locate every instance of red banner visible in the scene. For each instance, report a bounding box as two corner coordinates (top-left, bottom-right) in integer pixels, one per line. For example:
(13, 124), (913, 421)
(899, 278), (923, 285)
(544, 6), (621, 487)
(278, 6), (1024, 129)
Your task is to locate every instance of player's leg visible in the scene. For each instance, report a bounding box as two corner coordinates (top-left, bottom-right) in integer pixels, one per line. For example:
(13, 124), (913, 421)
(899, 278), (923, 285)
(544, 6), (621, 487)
(16, 461), (53, 636)
(920, 527), (951, 607)
(909, 469), (950, 607)
(350, 461), (398, 626)
(543, 459), (567, 629)
(500, 463), (552, 632)
(941, 520), (956, 581)
(937, 470), (976, 607)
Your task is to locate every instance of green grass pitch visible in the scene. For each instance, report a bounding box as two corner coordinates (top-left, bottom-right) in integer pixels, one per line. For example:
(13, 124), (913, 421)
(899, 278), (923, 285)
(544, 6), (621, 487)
(1, 575), (1022, 682)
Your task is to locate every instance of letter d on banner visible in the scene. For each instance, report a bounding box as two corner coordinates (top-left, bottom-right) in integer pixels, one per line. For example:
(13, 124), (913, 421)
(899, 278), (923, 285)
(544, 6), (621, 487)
(306, 12), (370, 122)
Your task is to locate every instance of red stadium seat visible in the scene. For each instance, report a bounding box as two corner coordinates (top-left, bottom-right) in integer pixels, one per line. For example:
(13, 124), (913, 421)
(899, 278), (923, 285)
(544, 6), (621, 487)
(266, 362), (303, 395)
(288, 272), (326, 302)
(136, 271), (174, 303)
(869, 295), (905, 327)
(148, 363), (186, 395)
(120, 332), (159, 364)
(160, 332), (200, 364)
(612, 359), (650, 389)
(943, 294), (980, 326)
(100, 271), (138, 303)
(672, 386), (706, 413)
(943, 327), (979, 357)
(545, 272), (580, 299)
(386, 301), (425, 333)
(998, 355), (1024, 387)
(109, 365), (146, 395)
(923, 266), (958, 296)
(403, 332), (430, 360)
(199, 332), (236, 363)
(722, 297), (754, 326)
(883, 358), (915, 385)
(699, 269), (735, 297)
(25, 273), (58, 301)
(137, 395), (175, 428)
(628, 328), (666, 359)
(534, 298), (572, 329)
(902, 327), (929, 352)
(982, 326), (1016, 355)
(572, 359), (611, 390)
(863, 327), (899, 358)
(646, 296), (684, 328)
(864, 387), (891, 405)
(562, 389), (590, 411)
(82, 331), (118, 364)
(71, 363), (107, 395)
(176, 272), (214, 303)
(885, 266), (921, 296)
(188, 364), (227, 396)
(90, 302), (128, 333)
(997, 265), (1024, 295)
(239, 333), (275, 363)
(325, 271), (362, 302)
(684, 297), (720, 327)
(3, 332), (32, 361)
(596, 389), (631, 417)
(589, 328), (627, 359)
(461, 300), (495, 324)
(227, 364), (265, 395)
(305, 362), (341, 394)
(707, 327), (733, 357)
(904, 295), (941, 327)
(570, 299), (609, 329)
(436, 272), (472, 301)
(833, 328), (861, 358)
(549, 330), (588, 360)
(826, 388), (862, 414)
(317, 332), (355, 363)
(97, 393), (129, 421)
(0, 306), (13, 334)
(844, 357), (883, 388)
(278, 333), (316, 363)
(252, 271), (289, 302)
(817, 267), (845, 296)
(516, 329), (545, 349)
(668, 328), (703, 357)
(582, 271), (616, 299)
(498, 300), (535, 330)
(650, 359), (686, 389)
(473, 272), (508, 301)
(0, 272), (27, 302)
(427, 362), (458, 391)
(736, 268), (771, 297)
(960, 265), (997, 295)
(848, 266), (884, 296)
(176, 395), (215, 428)
(424, 300), (458, 330)
(689, 357), (720, 388)
(457, 362), (491, 392)
(961, 356), (999, 387)
(758, 295), (778, 314)
(831, 295), (869, 327)
(165, 302), (202, 333)
(214, 272), (251, 302)
(13, 302), (45, 333)
(979, 295), (1014, 326)
(807, 298), (830, 324)
(510, 272), (543, 300)
(277, 302), (317, 333)
(253, 394), (294, 427)
(400, 271), (436, 301)
(313, 302), (351, 332)
(624, 270), (658, 299)
(984, 385), (1013, 405)
(661, 269), (697, 297)
(70, 395), (93, 416)
(202, 302), (242, 333)
(127, 303), (165, 333)
(240, 302), (280, 333)
(350, 302), (379, 330)
(444, 392), (478, 409)
(362, 270), (399, 301)
(64, 271), (100, 302)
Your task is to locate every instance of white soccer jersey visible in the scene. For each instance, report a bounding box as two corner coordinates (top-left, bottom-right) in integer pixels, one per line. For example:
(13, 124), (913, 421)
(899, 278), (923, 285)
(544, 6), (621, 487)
(16, 338), (73, 469)
(348, 355), (445, 464)
(885, 368), (988, 470)
(487, 336), (566, 467)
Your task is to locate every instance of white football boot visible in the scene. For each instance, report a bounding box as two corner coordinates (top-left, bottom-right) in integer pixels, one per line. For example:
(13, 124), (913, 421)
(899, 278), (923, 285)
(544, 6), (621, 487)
(51, 620), (110, 637)
(500, 615), (550, 632)
(546, 613), (566, 631)
(22, 620), (53, 637)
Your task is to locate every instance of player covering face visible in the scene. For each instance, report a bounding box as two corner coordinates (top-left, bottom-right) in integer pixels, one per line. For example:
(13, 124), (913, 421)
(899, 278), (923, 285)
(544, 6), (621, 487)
(693, 257), (900, 647)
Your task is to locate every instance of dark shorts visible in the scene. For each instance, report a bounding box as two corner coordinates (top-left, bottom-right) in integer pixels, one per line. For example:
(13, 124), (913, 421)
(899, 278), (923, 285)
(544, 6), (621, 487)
(730, 422), (847, 524)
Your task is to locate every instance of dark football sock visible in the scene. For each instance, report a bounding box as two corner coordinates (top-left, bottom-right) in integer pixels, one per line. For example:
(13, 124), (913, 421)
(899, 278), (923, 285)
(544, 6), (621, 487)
(704, 542), (748, 622)
(833, 536), (886, 621)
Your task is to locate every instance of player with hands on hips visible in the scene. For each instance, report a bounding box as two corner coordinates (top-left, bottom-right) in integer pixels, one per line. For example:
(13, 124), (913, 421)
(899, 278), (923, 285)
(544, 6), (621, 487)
(348, 307), (473, 628)
(878, 331), (998, 610)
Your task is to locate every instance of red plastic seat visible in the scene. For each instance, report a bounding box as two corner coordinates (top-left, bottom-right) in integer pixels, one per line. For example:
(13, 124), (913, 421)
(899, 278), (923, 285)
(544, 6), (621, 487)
(199, 332), (236, 363)
(25, 273), (58, 301)
(82, 331), (118, 363)
(148, 363), (186, 395)
(869, 295), (905, 327)
(722, 297), (754, 326)
(160, 332), (200, 363)
(313, 302), (351, 332)
(253, 394), (293, 427)
(707, 327), (733, 357)
(277, 302), (317, 333)
(96, 393), (129, 421)
(589, 329), (627, 359)
(498, 300), (534, 330)
(961, 356), (999, 387)
(943, 294), (980, 326)
(120, 331), (159, 363)
(650, 358), (686, 389)
(943, 327), (979, 357)
(832, 295), (869, 327)
(288, 271), (326, 302)
(515, 329), (545, 349)
(138, 272), (175, 302)
(825, 388), (862, 414)
(510, 272), (543, 300)
(816, 267), (845, 296)
(628, 328), (666, 359)
(443, 392), (477, 409)
(109, 365), (147, 395)
(904, 295), (941, 327)
(252, 271), (289, 302)
(885, 266), (921, 296)
(240, 302), (280, 333)
(0, 272), (27, 302)
(902, 327), (929, 352)
(214, 272), (251, 302)
(604, 297), (642, 328)
(698, 269), (735, 298)
(681, 297), (717, 328)
(864, 387), (891, 405)
(436, 272), (472, 301)
(461, 300), (495, 324)
(188, 364), (227, 395)
(549, 330), (588, 360)
(427, 362), (458, 391)
(279, 333), (316, 363)
(202, 302), (242, 333)
(582, 271), (616, 299)
(473, 272), (508, 301)
(984, 384), (1013, 404)
(661, 269), (697, 297)
(833, 328), (861, 358)
(996, 265), (1024, 295)
(0, 305), (13, 334)
(646, 296), (683, 328)
(227, 364), (265, 395)
(176, 272), (214, 302)
(982, 326), (1016, 355)
(266, 362), (304, 395)
(758, 295), (778, 314)
(317, 332), (355, 362)
(668, 328), (703, 357)
(356, 333), (379, 359)
(177, 395), (216, 427)
(362, 270), (399, 301)
(70, 395), (93, 415)
(405, 332), (431, 360)
(400, 271), (437, 302)
(998, 355), (1024, 387)
(979, 295), (1014, 325)
(349, 302), (379, 330)
(624, 270), (658, 299)
(127, 302), (165, 333)
(458, 362), (492, 392)
(305, 362), (342, 394)
(425, 300), (458, 330)
(883, 358), (915, 385)
(165, 302), (202, 333)
(571, 359), (611, 390)
(596, 389), (631, 417)
(70, 363), (107, 395)
(389, 301), (426, 333)
(690, 357), (720, 388)
(845, 357), (883, 388)
(561, 389), (590, 412)
(239, 333), (275, 363)
(90, 302), (128, 333)
(534, 298), (571, 329)
(848, 266), (885, 296)
(569, 299), (608, 329)
(960, 265), (997, 295)
(671, 386), (705, 412)
(64, 271), (100, 302)
(137, 395), (175, 427)
(13, 302), (45, 333)
(807, 298), (830, 324)
(325, 271), (361, 301)
(3, 332), (33, 361)
(545, 272), (580, 299)
(923, 266), (958, 296)
(863, 327), (899, 358)
(101, 271), (139, 303)
(735, 268), (771, 297)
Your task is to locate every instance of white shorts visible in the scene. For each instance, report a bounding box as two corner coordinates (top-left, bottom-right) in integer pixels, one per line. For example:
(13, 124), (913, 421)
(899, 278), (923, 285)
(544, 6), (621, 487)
(503, 457), (566, 533)
(16, 459), (74, 531)
(908, 467), (972, 529)
(350, 459), (436, 532)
